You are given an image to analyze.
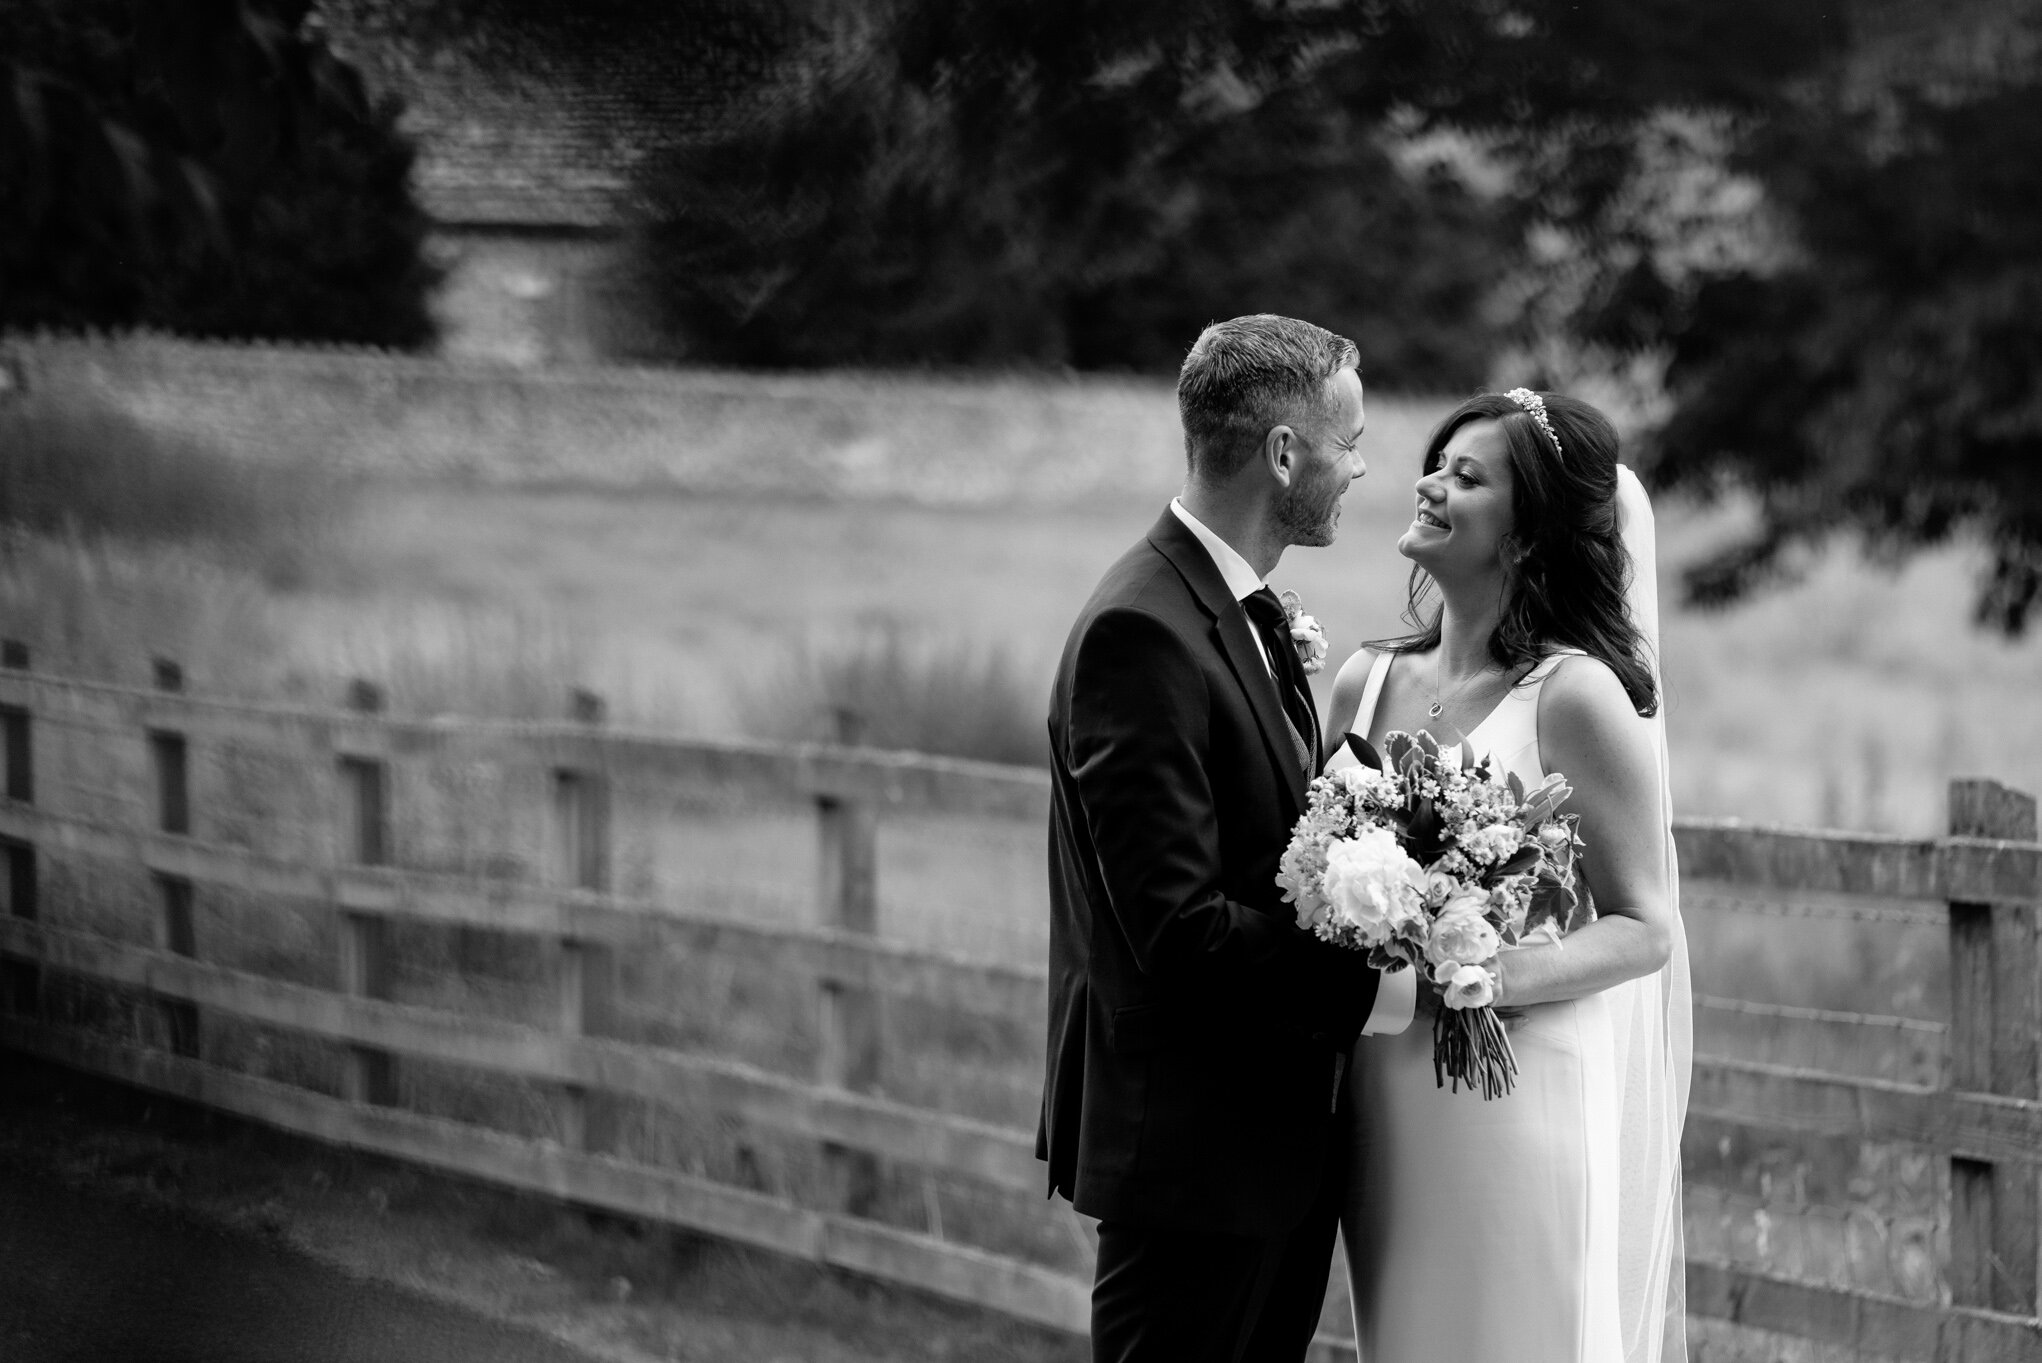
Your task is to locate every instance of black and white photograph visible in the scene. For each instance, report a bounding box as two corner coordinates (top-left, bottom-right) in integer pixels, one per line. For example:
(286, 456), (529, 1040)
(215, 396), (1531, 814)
(2, 2), (2040, 1361)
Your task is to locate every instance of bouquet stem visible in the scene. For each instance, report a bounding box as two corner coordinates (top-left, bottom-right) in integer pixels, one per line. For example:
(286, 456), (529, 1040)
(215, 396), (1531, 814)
(1432, 1004), (1520, 1100)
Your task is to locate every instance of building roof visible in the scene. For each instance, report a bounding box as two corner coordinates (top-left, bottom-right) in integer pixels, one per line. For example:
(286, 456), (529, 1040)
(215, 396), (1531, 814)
(314, 3), (776, 230)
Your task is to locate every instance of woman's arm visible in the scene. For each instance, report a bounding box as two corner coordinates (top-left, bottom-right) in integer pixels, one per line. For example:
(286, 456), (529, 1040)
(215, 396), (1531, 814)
(1492, 655), (1675, 1009)
(1321, 647), (1377, 764)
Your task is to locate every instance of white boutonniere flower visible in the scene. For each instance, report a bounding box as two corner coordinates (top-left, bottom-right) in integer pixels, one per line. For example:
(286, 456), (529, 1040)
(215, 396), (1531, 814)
(1278, 589), (1328, 675)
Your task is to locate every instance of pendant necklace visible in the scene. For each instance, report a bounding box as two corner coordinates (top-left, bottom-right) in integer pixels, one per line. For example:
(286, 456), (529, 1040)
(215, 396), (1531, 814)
(1429, 651), (1490, 722)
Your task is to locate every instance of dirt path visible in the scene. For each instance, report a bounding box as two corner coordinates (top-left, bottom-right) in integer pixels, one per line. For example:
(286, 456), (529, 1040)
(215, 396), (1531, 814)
(0, 1168), (605, 1363)
(0, 1052), (1083, 1363)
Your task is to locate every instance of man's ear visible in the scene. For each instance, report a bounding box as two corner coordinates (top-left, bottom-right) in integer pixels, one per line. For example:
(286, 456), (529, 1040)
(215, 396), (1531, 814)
(1262, 425), (1298, 487)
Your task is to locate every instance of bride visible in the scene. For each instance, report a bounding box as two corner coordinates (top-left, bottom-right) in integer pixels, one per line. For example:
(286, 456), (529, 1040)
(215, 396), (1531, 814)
(1323, 390), (1692, 1363)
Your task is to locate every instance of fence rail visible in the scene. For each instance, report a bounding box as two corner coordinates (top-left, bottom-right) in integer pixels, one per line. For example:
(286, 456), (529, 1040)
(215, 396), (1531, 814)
(1, 650), (2039, 1360)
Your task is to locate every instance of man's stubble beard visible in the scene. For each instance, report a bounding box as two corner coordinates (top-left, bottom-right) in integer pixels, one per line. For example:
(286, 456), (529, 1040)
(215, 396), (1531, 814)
(1277, 467), (1345, 548)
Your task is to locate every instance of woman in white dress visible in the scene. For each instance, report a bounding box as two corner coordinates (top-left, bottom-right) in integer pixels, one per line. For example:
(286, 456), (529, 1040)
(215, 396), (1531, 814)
(1323, 390), (1691, 1363)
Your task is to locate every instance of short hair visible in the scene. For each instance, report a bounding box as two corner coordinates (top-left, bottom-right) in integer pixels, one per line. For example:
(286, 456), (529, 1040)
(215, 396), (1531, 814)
(1177, 315), (1360, 481)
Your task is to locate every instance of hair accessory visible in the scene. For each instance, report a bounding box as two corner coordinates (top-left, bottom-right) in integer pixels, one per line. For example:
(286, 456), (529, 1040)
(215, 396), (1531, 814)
(1505, 387), (1563, 463)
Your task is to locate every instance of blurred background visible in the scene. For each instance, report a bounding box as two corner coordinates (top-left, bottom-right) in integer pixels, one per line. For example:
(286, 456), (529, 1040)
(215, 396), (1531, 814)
(3, 2), (2041, 1359)
(6, 0), (2040, 834)
(4, 0), (2039, 835)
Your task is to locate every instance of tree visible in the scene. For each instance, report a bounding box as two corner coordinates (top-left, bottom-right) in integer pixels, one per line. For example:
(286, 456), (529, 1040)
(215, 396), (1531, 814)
(0, 0), (438, 346)
(633, 0), (1520, 384)
(1533, 2), (2042, 631)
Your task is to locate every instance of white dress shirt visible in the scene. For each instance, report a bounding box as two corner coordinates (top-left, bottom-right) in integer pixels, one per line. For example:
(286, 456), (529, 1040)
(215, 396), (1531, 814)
(1168, 498), (1417, 1038)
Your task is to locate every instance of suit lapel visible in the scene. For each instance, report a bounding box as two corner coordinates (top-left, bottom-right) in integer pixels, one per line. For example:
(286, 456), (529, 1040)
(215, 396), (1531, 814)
(1147, 511), (1309, 818)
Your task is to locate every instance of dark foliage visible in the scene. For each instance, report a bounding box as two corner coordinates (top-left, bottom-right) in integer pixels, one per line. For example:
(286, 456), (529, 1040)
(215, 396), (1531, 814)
(0, 0), (438, 346)
(1560, 8), (2042, 632)
(633, 1), (1516, 385)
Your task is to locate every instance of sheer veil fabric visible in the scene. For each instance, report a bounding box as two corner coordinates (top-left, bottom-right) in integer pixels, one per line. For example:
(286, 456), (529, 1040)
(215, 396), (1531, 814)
(1612, 465), (1692, 1363)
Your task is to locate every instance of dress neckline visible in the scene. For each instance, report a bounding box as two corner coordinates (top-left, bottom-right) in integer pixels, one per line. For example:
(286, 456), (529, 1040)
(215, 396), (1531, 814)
(1374, 650), (1526, 755)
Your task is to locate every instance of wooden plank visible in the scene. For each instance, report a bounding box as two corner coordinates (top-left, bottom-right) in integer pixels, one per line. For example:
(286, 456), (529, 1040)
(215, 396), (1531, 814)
(0, 804), (1047, 1016)
(1689, 1055), (2042, 1166)
(0, 1020), (1088, 1336)
(338, 910), (396, 1106)
(0, 672), (1053, 819)
(0, 919), (1042, 1192)
(1948, 779), (2041, 1317)
(11, 667), (2036, 884)
(1684, 1259), (2042, 1361)
(1675, 821), (1942, 900)
(0, 647), (38, 1017)
(817, 711), (884, 1216)
(151, 874), (200, 1058)
(555, 936), (614, 1153)
(1, 703), (30, 803)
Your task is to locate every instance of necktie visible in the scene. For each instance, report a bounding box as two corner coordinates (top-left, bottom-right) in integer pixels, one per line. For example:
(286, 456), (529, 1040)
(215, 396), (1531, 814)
(1243, 587), (1317, 777)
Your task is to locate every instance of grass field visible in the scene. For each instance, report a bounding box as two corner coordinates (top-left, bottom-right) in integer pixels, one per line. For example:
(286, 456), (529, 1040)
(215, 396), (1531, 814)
(9, 384), (2038, 834)
(320, 414), (2042, 835)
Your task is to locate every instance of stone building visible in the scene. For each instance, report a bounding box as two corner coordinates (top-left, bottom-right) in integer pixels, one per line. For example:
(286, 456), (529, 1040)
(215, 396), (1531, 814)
(316, 4), (768, 366)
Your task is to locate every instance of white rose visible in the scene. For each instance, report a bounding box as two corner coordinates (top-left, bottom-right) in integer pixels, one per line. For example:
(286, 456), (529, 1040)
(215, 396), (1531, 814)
(1434, 960), (1499, 1010)
(1538, 822), (1571, 850)
(1321, 826), (1426, 945)
(1422, 870), (1457, 907)
(1460, 822), (1524, 865)
(1425, 898), (1501, 969)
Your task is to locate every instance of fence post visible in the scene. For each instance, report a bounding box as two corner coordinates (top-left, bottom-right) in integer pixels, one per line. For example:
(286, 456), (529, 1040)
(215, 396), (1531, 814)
(1945, 777), (2039, 1316)
(817, 705), (881, 1217)
(554, 687), (613, 1153)
(148, 658), (200, 1057)
(338, 680), (396, 1107)
(0, 640), (38, 1019)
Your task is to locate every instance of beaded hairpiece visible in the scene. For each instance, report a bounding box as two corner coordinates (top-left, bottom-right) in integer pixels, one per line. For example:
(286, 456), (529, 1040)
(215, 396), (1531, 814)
(1505, 387), (1562, 463)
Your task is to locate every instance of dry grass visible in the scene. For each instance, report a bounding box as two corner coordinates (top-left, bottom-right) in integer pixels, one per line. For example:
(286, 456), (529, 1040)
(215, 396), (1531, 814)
(0, 379), (354, 589)
(11, 379), (2038, 823)
(736, 623), (1046, 766)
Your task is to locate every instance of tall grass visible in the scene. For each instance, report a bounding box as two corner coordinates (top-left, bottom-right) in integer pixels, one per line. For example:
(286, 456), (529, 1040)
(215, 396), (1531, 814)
(0, 381), (353, 588)
(735, 622), (1047, 766)
(0, 532), (289, 693)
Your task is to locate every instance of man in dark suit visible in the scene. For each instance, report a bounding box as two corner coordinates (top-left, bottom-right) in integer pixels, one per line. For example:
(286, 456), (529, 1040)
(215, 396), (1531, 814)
(1039, 315), (1416, 1362)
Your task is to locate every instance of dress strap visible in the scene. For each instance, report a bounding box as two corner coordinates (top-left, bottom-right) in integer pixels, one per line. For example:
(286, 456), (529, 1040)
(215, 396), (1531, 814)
(1521, 647), (1587, 688)
(1354, 650), (1394, 740)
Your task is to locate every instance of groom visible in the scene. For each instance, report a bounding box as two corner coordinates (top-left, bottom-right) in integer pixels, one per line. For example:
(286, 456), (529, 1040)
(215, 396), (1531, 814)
(1040, 315), (1416, 1362)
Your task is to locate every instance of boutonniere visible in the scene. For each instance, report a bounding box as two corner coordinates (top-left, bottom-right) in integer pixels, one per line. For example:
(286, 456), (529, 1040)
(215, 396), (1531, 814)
(1279, 590), (1328, 675)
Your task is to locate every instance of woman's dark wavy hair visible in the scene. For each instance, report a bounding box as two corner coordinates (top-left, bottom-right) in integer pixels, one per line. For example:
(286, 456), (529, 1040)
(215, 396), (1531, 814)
(1373, 391), (1659, 717)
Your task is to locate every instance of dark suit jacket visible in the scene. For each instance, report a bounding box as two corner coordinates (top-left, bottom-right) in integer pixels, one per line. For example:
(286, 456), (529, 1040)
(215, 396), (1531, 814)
(1037, 507), (1382, 1237)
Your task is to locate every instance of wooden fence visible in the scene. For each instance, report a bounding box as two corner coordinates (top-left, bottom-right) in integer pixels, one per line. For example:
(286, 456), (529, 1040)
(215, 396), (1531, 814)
(0, 646), (2037, 1362)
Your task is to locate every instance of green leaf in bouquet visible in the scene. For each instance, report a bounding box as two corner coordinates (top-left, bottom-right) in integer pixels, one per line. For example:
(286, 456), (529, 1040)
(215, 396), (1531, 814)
(1506, 770), (1526, 803)
(1414, 730), (1441, 762)
(1407, 796), (1446, 858)
(1495, 845), (1541, 878)
(1526, 877), (1585, 936)
(1344, 732), (1384, 772)
(1385, 732), (1415, 769)
(1460, 742), (1478, 772)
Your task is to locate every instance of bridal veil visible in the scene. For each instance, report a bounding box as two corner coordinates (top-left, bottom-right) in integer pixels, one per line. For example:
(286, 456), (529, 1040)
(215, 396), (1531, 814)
(1613, 465), (1692, 1363)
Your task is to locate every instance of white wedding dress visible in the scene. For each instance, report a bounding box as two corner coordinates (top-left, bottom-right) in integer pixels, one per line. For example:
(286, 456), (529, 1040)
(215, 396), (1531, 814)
(1333, 467), (1689, 1363)
(1333, 650), (1623, 1363)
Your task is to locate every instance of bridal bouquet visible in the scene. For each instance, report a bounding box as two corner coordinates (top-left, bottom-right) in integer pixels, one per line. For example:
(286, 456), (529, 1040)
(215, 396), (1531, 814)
(1276, 730), (1584, 1099)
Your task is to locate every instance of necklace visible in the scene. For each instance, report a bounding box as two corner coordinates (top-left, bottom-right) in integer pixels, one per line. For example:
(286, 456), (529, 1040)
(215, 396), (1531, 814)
(1428, 652), (1494, 722)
